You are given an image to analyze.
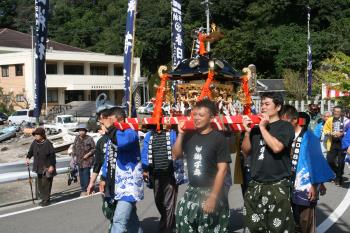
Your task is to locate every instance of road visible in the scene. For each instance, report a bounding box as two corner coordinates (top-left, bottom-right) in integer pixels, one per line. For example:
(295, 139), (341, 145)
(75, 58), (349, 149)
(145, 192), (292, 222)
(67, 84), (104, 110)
(0, 164), (350, 233)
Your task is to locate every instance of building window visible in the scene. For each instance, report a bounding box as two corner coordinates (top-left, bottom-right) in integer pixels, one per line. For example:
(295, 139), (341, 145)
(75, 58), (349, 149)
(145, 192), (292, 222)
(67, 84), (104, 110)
(16, 95), (25, 102)
(47, 89), (58, 103)
(91, 64), (108, 75)
(46, 63), (57, 74)
(15, 64), (23, 76)
(114, 65), (123, 75)
(1, 65), (9, 77)
(64, 64), (84, 75)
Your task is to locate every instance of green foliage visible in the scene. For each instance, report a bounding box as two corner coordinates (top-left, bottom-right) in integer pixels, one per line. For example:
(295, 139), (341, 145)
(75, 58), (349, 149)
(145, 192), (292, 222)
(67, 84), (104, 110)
(282, 69), (307, 101)
(0, 0), (16, 28)
(1, 0), (349, 97)
(315, 52), (350, 90)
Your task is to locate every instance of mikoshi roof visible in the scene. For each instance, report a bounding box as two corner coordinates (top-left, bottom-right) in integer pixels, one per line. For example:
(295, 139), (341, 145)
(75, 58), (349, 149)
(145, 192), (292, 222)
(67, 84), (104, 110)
(168, 55), (241, 82)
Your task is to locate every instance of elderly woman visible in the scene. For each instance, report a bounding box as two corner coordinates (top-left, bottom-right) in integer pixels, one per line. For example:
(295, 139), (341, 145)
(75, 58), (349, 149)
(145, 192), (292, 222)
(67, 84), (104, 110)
(26, 127), (56, 206)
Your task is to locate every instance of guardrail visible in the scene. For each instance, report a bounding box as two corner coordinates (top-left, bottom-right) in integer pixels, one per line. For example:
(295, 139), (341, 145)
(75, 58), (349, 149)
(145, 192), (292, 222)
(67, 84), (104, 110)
(0, 156), (71, 184)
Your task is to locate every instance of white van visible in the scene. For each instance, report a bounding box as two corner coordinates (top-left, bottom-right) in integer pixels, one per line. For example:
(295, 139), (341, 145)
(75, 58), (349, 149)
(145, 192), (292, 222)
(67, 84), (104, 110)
(8, 109), (36, 125)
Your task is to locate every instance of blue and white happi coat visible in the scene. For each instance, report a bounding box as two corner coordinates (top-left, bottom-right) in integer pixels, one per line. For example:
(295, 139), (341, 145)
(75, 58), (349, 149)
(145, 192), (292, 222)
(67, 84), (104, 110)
(141, 130), (188, 185)
(292, 130), (334, 206)
(102, 128), (144, 202)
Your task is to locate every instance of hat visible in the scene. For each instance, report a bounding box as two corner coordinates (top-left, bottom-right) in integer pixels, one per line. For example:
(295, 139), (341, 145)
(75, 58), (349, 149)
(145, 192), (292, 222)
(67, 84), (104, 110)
(96, 93), (117, 114)
(76, 124), (88, 132)
(32, 127), (46, 137)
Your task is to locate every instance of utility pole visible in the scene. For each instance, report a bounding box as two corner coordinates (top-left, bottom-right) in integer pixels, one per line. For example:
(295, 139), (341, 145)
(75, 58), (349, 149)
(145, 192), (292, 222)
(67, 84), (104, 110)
(201, 0), (212, 52)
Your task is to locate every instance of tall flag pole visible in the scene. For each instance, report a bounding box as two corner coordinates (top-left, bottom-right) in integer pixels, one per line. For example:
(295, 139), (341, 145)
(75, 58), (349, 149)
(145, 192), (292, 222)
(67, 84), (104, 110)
(307, 6), (312, 96)
(123, 0), (137, 117)
(171, 0), (184, 69)
(33, 0), (49, 121)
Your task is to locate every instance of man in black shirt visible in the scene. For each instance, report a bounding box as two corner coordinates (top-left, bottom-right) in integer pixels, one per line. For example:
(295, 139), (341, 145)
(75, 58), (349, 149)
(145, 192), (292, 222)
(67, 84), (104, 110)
(87, 124), (109, 195)
(173, 99), (231, 233)
(241, 92), (295, 233)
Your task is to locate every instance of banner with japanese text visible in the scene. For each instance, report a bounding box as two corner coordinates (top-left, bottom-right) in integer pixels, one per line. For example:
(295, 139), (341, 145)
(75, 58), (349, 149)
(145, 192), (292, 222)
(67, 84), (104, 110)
(123, 0), (137, 115)
(172, 0), (184, 68)
(33, 0), (49, 117)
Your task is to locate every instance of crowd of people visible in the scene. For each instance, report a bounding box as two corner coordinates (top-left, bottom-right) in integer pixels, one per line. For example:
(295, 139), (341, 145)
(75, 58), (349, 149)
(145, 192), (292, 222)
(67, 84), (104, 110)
(25, 92), (350, 233)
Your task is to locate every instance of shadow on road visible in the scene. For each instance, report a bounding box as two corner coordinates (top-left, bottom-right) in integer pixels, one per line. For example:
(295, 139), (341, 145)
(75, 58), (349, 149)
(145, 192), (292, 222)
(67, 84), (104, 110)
(49, 186), (81, 204)
(141, 217), (159, 233)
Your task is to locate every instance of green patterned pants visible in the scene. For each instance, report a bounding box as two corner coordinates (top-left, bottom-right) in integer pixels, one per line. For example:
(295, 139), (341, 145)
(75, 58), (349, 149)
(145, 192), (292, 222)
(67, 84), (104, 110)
(243, 179), (295, 233)
(175, 186), (230, 233)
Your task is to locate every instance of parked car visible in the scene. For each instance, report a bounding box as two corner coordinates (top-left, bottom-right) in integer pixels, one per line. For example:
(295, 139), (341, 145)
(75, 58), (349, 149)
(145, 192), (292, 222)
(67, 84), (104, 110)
(44, 115), (79, 134)
(0, 112), (8, 125)
(8, 109), (36, 125)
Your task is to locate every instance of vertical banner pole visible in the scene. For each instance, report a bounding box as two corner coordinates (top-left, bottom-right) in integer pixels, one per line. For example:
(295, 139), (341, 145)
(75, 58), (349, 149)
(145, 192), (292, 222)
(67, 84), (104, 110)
(34, 0), (49, 123)
(171, 0), (184, 106)
(123, 0), (138, 117)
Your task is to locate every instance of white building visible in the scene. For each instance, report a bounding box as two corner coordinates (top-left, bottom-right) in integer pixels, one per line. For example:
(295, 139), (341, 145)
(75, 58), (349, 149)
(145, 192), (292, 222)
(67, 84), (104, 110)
(0, 28), (146, 110)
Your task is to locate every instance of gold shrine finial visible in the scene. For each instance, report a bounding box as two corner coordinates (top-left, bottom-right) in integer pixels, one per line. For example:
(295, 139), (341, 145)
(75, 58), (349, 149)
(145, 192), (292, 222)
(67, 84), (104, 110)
(158, 65), (168, 77)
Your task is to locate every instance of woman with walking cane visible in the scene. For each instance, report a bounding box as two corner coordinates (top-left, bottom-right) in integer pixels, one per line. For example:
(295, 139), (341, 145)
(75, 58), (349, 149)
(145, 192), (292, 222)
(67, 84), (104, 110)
(26, 127), (56, 206)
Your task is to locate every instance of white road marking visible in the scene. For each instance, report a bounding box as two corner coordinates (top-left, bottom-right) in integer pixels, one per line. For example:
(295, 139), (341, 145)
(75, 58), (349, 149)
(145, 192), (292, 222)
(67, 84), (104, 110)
(317, 187), (350, 233)
(1, 184), (350, 232)
(0, 193), (101, 219)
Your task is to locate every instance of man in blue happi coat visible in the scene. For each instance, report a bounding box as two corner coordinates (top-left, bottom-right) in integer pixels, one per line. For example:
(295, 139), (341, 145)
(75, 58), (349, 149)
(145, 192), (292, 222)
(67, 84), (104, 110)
(281, 105), (334, 233)
(341, 122), (350, 170)
(98, 106), (144, 233)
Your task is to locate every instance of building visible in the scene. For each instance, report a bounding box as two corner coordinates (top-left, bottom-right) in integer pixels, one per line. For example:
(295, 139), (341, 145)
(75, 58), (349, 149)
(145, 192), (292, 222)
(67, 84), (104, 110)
(0, 28), (146, 111)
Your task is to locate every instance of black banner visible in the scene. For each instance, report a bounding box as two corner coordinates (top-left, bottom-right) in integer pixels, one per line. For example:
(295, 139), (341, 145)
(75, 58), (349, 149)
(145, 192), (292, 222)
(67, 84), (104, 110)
(33, 0), (49, 118)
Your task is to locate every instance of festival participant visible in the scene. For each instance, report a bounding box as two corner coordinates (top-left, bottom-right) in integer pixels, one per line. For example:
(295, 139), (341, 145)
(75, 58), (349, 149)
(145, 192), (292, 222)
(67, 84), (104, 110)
(72, 124), (95, 196)
(313, 112), (331, 158)
(241, 92), (295, 233)
(313, 112), (331, 138)
(141, 127), (186, 233)
(173, 99), (231, 233)
(281, 105), (334, 233)
(323, 106), (349, 186)
(306, 104), (321, 131)
(26, 127), (56, 206)
(99, 107), (144, 233)
(86, 124), (109, 195)
(342, 125), (350, 172)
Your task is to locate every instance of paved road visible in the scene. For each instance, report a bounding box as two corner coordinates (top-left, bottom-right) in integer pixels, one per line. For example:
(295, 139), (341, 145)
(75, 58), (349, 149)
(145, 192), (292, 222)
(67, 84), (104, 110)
(0, 165), (350, 233)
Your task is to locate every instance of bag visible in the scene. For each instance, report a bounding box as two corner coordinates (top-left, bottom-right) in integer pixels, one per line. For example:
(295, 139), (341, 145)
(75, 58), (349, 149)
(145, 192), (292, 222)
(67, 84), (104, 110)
(102, 197), (116, 221)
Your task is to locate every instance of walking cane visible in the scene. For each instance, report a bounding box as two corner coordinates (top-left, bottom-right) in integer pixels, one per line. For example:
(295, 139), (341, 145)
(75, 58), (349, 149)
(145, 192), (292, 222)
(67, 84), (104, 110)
(27, 165), (35, 204)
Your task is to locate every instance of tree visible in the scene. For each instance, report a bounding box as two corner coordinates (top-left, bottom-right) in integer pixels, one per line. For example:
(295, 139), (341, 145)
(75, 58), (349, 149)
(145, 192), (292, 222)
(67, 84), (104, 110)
(283, 69), (307, 101)
(315, 52), (350, 106)
(0, 0), (16, 28)
(1, 0), (349, 98)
